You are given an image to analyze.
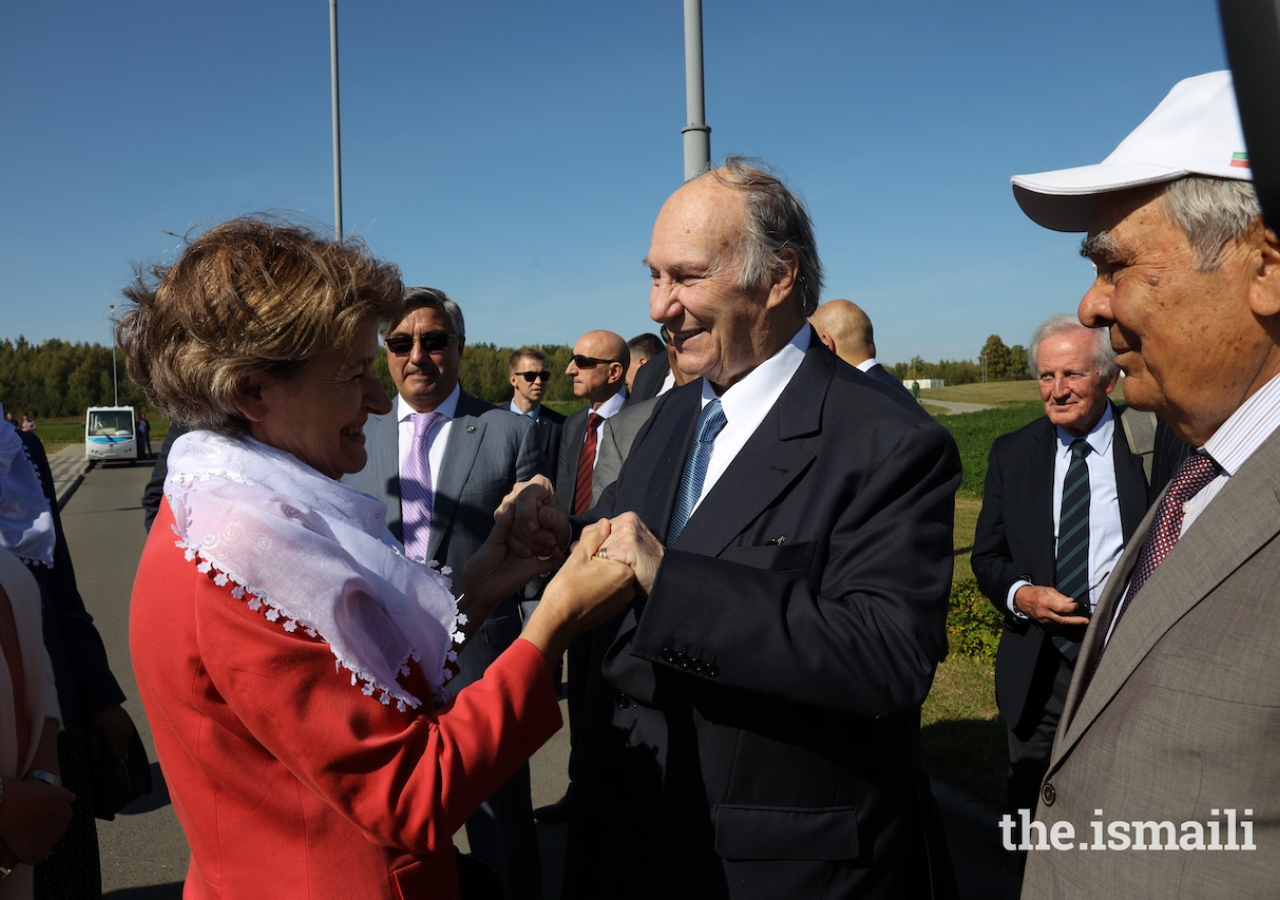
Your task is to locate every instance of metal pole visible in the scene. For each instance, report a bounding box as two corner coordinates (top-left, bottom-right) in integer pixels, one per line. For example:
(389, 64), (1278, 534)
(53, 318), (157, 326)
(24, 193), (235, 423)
(330, 0), (344, 240)
(682, 0), (711, 181)
(109, 305), (119, 405)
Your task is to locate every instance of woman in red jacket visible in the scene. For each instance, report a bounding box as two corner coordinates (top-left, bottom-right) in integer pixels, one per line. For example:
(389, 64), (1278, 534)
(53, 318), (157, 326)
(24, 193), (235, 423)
(117, 218), (633, 900)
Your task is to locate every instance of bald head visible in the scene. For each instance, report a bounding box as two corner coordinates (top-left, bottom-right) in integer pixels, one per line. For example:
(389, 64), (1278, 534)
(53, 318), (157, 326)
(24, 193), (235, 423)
(567, 329), (629, 408)
(809, 299), (876, 367)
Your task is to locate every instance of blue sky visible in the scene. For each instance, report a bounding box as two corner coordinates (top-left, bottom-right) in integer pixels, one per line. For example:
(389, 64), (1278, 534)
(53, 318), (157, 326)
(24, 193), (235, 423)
(1, 0), (1229, 365)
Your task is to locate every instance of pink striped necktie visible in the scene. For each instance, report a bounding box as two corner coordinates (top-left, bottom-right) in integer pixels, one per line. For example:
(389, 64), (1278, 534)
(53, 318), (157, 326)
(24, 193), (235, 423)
(401, 411), (443, 563)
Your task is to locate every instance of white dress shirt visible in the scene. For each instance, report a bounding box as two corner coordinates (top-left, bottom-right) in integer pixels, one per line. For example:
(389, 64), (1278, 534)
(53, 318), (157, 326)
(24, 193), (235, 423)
(1184, 371), (1280, 534)
(395, 385), (460, 518)
(1006, 403), (1125, 615)
(854, 357), (881, 373)
(688, 324), (810, 514)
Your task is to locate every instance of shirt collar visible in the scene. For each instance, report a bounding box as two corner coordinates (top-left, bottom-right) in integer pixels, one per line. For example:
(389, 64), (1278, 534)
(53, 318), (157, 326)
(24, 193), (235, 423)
(1202, 371), (1280, 476)
(592, 387), (628, 420)
(509, 399), (540, 420)
(854, 357), (879, 373)
(1054, 400), (1115, 458)
(700, 323), (810, 420)
(397, 382), (461, 423)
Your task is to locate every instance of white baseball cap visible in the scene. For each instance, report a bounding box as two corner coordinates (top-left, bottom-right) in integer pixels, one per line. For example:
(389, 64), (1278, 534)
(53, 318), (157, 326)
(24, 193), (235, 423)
(1012, 71), (1252, 232)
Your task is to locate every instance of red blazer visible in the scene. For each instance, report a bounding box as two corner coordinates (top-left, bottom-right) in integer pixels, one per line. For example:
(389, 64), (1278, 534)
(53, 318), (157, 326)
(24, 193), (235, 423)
(131, 501), (561, 900)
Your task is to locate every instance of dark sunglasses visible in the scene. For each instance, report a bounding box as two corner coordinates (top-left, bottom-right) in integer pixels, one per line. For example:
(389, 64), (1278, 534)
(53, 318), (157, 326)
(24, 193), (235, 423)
(570, 354), (620, 369)
(514, 371), (551, 383)
(384, 331), (457, 356)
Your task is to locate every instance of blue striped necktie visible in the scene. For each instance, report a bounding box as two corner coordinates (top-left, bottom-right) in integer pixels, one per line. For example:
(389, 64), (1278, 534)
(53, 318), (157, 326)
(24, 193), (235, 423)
(667, 399), (727, 545)
(1052, 439), (1091, 660)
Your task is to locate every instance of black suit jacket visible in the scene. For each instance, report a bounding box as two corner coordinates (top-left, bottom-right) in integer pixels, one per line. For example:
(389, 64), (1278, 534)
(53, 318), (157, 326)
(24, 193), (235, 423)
(865, 362), (915, 400)
(526, 404), (566, 486)
(627, 354), (670, 405)
(970, 405), (1149, 728)
(563, 337), (962, 899)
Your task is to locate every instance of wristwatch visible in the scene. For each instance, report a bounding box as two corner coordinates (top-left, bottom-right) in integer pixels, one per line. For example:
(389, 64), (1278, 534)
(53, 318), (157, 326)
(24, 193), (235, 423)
(27, 769), (61, 787)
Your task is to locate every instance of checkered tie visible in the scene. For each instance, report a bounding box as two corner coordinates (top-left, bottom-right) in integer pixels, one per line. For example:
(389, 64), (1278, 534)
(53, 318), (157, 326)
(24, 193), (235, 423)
(667, 399), (727, 545)
(573, 412), (604, 515)
(1052, 440), (1091, 660)
(401, 411), (442, 563)
(1109, 451), (1221, 636)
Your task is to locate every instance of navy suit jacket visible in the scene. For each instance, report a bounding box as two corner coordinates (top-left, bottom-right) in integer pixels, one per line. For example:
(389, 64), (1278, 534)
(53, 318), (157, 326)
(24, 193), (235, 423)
(563, 336), (962, 899)
(970, 405), (1149, 727)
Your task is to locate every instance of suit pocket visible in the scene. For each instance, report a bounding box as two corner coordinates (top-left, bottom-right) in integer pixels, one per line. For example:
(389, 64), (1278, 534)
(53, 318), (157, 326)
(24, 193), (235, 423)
(719, 540), (816, 573)
(714, 804), (859, 861)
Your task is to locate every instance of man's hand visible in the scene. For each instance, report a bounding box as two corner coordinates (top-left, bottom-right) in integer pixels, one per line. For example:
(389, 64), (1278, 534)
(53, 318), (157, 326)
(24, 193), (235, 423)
(457, 505), (563, 625)
(494, 476), (570, 559)
(1014, 585), (1091, 628)
(92, 705), (135, 765)
(595, 512), (664, 595)
(0, 775), (75, 865)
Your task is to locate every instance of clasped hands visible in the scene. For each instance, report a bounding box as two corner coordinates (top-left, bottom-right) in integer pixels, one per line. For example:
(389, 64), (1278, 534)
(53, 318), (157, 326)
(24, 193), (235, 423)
(496, 476), (664, 595)
(1013, 584), (1091, 631)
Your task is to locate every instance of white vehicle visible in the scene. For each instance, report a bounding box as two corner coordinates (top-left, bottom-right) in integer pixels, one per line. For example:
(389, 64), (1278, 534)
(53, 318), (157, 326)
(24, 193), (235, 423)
(85, 406), (137, 467)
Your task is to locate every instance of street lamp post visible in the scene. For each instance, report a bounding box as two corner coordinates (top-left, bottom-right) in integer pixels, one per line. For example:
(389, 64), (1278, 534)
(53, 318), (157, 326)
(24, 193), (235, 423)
(682, 0), (711, 181)
(109, 305), (119, 405)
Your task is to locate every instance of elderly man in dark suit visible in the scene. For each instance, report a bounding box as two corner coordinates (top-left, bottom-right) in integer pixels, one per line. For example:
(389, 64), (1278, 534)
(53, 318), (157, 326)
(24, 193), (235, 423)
(1011, 71), (1280, 896)
(509, 157), (962, 899)
(342, 286), (547, 900)
(971, 315), (1150, 820)
(809, 298), (914, 399)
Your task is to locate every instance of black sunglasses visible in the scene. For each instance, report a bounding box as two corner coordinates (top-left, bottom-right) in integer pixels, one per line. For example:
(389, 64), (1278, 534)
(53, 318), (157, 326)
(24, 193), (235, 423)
(570, 354), (621, 369)
(384, 331), (457, 356)
(514, 371), (551, 383)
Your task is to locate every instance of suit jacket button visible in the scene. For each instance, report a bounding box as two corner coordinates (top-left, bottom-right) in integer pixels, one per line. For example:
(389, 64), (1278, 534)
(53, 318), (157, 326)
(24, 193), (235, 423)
(706, 664), (720, 677)
(1041, 782), (1056, 807)
(616, 692), (630, 709)
(662, 648), (677, 664)
(678, 654), (693, 669)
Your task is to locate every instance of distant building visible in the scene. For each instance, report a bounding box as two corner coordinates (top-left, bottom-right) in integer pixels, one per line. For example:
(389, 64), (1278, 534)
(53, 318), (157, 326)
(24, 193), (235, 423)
(904, 379), (944, 389)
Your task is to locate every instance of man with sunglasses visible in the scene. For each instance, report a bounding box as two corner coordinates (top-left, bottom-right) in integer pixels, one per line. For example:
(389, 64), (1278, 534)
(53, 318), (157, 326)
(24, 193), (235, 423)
(343, 286), (549, 900)
(508, 347), (566, 471)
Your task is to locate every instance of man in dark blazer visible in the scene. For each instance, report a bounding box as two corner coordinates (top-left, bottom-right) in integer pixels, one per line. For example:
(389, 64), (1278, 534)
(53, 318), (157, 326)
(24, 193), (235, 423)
(511, 159), (962, 898)
(809, 298), (914, 399)
(507, 346), (565, 473)
(971, 315), (1150, 818)
(342, 287), (547, 900)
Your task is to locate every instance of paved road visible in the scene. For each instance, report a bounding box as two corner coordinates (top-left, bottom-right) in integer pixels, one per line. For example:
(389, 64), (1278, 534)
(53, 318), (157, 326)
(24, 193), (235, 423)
(921, 399), (997, 415)
(52, 447), (1018, 900)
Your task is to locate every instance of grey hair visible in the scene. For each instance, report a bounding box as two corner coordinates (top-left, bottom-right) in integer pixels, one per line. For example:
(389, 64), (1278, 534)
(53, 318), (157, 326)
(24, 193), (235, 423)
(1028, 313), (1118, 380)
(389, 285), (466, 340)
(1160, 176), (1261, 272)
(706, 156), (825, 315)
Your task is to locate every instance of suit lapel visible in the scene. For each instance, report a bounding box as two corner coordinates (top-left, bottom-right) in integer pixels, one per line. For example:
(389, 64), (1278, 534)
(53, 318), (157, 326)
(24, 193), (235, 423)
(428, 414), (485, 563)
(1029, 419), (1057, 574)
(1111, 403), (1151, 538)
(1053, 427), (1280, 765)
(667, 344), (828, 556)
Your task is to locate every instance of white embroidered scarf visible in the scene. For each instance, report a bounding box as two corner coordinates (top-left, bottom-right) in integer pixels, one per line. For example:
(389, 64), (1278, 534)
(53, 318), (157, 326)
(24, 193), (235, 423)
(165, 430), (462, 710)
(0, 403), (56, 568)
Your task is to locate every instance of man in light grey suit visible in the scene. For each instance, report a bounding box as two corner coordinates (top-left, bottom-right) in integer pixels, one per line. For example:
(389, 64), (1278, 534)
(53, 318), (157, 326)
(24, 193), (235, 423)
(342, 286), (547, 900)
(1011, 71), (1280, 896)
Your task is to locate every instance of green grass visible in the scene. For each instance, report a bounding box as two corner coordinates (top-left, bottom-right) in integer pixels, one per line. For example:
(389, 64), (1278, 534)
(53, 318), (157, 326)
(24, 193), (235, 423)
(923, 378), (1129, 407)
(544, 400), (587, 416)
(937, 403), (1045, 498)
(922, 654), (1006, 807)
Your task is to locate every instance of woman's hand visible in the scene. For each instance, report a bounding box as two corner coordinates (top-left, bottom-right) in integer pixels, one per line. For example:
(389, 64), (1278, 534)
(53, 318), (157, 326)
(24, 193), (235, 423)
(0, 774), (75, 865)
(520, 519), (637, 669)
(454, 505), (563, 643)
(494, 476), (570, 559)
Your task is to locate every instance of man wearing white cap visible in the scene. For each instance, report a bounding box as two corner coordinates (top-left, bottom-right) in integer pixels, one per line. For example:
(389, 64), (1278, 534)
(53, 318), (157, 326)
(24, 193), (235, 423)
(1011, 71), (1280, 896)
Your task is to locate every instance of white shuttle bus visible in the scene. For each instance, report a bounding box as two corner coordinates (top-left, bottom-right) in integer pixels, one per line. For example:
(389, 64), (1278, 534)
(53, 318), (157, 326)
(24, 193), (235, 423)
(85, 406), (138, 467)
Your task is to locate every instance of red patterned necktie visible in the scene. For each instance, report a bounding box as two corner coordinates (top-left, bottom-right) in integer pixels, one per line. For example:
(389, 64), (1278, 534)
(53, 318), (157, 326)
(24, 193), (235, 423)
(1108, 451), (1221, 636)
(573, 412), (604, 515)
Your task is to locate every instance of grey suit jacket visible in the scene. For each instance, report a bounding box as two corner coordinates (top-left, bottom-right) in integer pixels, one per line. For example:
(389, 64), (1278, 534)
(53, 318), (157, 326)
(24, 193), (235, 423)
(1023, 427), (1280, 897)
(590, 396), (660, 505)
(342, 391), (546, 579)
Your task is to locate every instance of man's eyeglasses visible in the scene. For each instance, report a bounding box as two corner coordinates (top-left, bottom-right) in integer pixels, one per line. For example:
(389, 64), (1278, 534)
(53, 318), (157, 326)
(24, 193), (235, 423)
(384, 331), (457, 356)
(514, 371), (551, 383)
(570, 354), (621, 369)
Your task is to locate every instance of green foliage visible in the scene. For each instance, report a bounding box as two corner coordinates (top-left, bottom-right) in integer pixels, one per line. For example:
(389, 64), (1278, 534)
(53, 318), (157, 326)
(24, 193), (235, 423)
(1008, 344), (1029, 379)
(980, 334), (1011, 381)
(0, 337), (147, 417)
(454, 343), (576, 406)
(946, 578), (1003, 660)
(890, 357), (982, 385)
(938, 401), (1045, 497)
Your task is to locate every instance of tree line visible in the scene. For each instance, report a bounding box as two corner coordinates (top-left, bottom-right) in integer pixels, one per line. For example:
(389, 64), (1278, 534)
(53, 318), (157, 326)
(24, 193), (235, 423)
(1, 337), (584, 419)
(889, 334), (1031, 385)
(3, 331), (1035, 420)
